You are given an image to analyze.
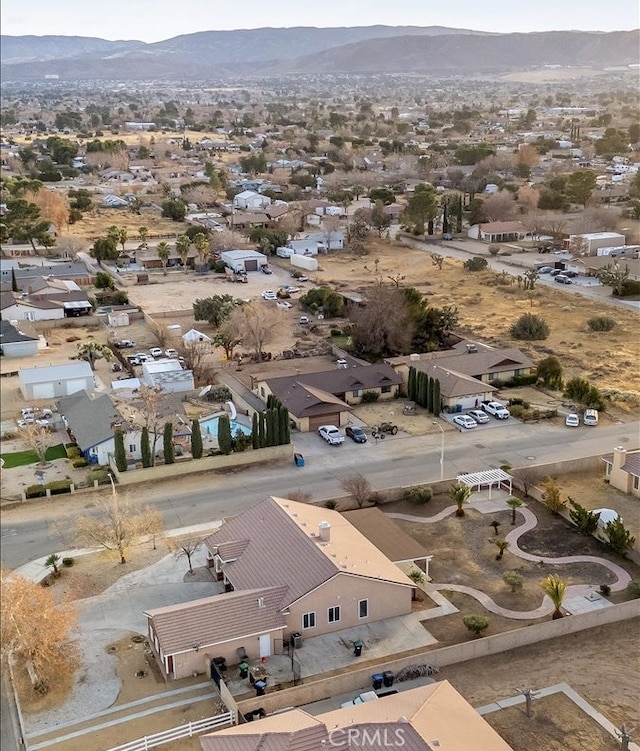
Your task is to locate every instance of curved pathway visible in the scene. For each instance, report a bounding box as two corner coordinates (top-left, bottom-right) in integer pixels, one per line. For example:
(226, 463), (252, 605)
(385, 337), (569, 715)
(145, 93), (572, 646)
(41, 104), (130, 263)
(388, 503), (632, 620)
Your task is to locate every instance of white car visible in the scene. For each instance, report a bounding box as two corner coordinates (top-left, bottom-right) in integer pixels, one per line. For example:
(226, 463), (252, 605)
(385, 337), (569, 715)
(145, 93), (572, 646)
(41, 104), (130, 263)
(262, 290), (277, 300)
(467, 410), (489, 424)
(149, 347), (163, 358)
(299, 315), (310, 325)
(135, 353), (151, 363)
(453, 414), (478, 430)
(318, 425), (345, 445)
(565, 413), (580, 427)
(164, 348), (179, 358)
(483, 401), (510, 419)
(277, 301), (293, 310)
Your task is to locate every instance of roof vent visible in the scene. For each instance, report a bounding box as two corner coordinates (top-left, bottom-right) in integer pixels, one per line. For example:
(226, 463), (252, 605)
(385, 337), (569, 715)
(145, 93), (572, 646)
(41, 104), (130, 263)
(318, 521), (331, 542)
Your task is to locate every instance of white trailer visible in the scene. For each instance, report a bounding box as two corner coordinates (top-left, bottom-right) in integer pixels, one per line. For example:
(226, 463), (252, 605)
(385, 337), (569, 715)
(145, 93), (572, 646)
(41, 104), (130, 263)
(290, 254), (318, 272)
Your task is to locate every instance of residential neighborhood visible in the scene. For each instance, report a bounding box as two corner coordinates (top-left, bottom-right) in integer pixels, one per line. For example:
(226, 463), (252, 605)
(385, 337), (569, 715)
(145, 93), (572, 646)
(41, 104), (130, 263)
(0, 11), (639, 751)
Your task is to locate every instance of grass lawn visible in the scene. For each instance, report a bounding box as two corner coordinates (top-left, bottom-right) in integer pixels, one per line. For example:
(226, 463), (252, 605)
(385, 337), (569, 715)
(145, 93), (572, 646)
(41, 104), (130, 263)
(0, 443), (67, 468)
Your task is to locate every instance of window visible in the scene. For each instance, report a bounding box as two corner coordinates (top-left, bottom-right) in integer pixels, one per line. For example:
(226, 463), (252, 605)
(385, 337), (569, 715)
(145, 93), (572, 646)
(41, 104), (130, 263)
(515, 368), (523, 376)
(381, 386), (392, 394)
(328, 606), (341, 623)
(353, 389), (363, 397)
(358, 599), (368, 619)
(302, 612), (316, 630)
(634, 475), (639, 490)
(606, 464), (611, 476)
(129, 444), (136, 453)
(488, 372), (497, 381)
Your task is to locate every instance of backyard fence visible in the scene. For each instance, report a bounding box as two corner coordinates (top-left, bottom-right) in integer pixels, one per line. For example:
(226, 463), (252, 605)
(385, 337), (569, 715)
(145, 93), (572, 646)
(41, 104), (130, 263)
(104, 710), (236, 751)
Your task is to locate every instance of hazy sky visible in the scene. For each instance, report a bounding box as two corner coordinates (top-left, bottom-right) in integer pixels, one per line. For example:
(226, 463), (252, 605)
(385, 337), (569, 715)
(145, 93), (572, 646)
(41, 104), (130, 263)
(2, 0), (638, 42)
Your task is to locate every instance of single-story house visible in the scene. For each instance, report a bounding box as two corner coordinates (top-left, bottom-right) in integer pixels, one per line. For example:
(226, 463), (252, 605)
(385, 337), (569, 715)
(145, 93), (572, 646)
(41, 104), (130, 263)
(1, 292), (65, 322)
(56, 390), (142, 465)
(567, 255), (640, 281)
(256, 363), (402, 432)
(202, 681), (514, 751)
(304, 230), (345, 250)
(264, 202), (289, 221)
(19, 361), (94, 400)
(221, 250), (268, 273)
(603, 446), (640, 498)
(0, 319), (39, 358)
(141, 360), (195, 393)
(12, 262), (95, 289)
(226, 211), (270, 230)
(232, 190), (271, 211)
(147, 497), (416, 680)
(467, 221), (526, 243)
(287, 239), (321, 256)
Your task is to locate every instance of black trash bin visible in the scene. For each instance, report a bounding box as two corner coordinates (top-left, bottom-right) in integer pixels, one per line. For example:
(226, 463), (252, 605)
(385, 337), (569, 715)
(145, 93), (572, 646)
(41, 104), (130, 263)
(372, 673), (384, 690)
(383, 671), (394, 688)
(353, 639), (363, 657)
(254, 680), (266, 697)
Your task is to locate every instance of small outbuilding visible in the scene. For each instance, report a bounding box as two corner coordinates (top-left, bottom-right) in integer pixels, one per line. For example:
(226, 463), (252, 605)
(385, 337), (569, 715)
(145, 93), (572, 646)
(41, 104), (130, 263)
(0, 320), (39, 359)
(221, 250), (268, 273)
(19, 361), (94, 400)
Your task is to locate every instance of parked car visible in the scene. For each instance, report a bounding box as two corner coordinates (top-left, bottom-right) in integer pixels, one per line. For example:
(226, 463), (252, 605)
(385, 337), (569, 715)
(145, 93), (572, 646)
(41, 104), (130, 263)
(262, 290), (277, 300)
(283, 285), (300, 294)
(164, 348), (179, 358)
(583, 409), (599, 426)
(276, 301), (293, 310)
(565, 413), (580, 427)
(345, 426), (367, 443)
(549, 268), (563, 277)
(467, 409), (490, 424)
(442, 233), (453, 241)
(563, 270), (579, 278)
(340, 691), (378, 708)
(537, 266), (553, 274)
(555, 274), (572, 284)
(318, 425), (345, 445)
(114, 339), (135, 348)
(261, 265), (273, 274)
(483, 401), (510, 419)
(127, 355), (141, 366)
(453, 414), (478, 430)
(299, 315), (310, 325)
(149, 347), (163, 358)
(135, 353), (151, 363)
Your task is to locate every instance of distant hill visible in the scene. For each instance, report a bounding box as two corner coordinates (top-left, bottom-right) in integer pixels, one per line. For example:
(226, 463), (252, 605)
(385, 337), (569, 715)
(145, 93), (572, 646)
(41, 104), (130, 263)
(0, 27), (637, 81)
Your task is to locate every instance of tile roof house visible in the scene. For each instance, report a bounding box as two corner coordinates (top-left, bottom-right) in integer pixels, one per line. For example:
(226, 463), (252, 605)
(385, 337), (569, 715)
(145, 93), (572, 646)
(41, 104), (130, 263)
(603, 446), (640, 498)
(256, 363), (402, 432)
(467, 221), (526, 242)
(148, 498), (415, 680)
(201, 681), (514, 750)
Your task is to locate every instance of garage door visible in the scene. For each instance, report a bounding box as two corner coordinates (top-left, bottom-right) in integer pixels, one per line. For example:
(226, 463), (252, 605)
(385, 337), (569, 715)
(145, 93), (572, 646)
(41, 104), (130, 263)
(244, 260), (258, 272)
(32, 382), (55, 399)
(308, 413), (340, 432)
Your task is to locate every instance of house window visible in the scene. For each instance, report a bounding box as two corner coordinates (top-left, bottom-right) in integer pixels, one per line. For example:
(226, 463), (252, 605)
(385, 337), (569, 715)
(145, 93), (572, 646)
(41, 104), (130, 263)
(129, 444), (136, 453)
(358, 599), (368, 619)
(302, 612), (316, 629)
(328, 606), (341, 623)
(488, 373), (497, 381)
(515, 368), (523, 376)
(353, 389), (363, 397)
(634, 475), (639, 490)
(381, 386), (392, 394)
(606, 464), (611, 476)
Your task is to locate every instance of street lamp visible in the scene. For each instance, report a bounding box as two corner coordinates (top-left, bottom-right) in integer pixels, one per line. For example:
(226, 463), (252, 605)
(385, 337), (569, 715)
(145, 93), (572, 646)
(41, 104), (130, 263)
(432, 421), (444, 481)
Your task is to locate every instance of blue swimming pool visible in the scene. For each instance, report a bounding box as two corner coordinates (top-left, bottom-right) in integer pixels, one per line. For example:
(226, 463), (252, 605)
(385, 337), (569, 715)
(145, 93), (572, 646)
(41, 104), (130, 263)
(200, 416), (252, 436)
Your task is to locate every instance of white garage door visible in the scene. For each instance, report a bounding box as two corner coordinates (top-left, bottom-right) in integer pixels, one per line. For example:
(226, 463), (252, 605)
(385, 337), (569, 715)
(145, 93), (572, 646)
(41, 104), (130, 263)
(32, 382), (55, 399)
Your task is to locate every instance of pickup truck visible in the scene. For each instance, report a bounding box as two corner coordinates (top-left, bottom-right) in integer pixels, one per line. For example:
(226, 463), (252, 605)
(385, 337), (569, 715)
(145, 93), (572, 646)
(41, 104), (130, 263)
(482, 401), (510, 419)
(318, 425), (345, 445)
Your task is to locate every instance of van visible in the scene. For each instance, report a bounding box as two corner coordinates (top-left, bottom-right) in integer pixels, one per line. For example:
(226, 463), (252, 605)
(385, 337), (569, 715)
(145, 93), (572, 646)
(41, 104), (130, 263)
(583, 409), (599, 426)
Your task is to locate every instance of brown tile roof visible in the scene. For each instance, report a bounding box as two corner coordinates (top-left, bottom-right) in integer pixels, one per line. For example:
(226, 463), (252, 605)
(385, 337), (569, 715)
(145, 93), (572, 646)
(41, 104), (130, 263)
(269, 381), (351, 418)
(145, 586), (288, 656)
(479, 221), (525, 233)
(265, 203), (289, 219)
(622, 451), (640, 477)
(342, 508), (429, 562)
(204, 497), (412, 608)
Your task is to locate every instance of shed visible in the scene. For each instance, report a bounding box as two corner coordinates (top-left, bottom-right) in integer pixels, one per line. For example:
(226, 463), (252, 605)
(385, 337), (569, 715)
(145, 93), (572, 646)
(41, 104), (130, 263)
(182, 328), (212, 344)
(221, 250), (268, 273)
(19, 361), (94, 400)
(0, 320), (39, 359)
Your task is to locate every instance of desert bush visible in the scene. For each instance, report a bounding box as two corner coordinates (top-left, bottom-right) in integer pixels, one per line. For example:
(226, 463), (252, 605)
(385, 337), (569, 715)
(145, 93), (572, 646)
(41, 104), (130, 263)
(65, 445), (82, 459)
(71, 457), (88, 468)
(510, 313), (550, 341)
(503, 571), (524, 592)
(324, 499), (338, 510)
(507, 405), (527, 419)
(463, 615), (490, 635)
(627, 580), (640, 599)
(403, 485), (433, 506)
(205, 386), (233, 402)
(88, 468), (110, 485)
(360, 391), (380, 404)
(62, 557), (75, 567)
(587, 315), (615, 332)
(488, 244), (501, 256)
(463, 257), (488, 272)
(564, 377), (606, 411)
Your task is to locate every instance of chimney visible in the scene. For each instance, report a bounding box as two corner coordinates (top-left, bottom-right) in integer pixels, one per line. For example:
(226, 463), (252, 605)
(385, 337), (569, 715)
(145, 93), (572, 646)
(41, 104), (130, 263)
(613, 446), (627, 470)
(318, 521), (331, 542)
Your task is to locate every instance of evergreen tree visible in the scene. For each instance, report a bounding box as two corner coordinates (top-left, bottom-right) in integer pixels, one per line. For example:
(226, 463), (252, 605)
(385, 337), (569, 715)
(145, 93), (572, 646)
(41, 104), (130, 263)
(190, 419), (203, 459)
(114, 430), (127, 472)
(217, 414), (233, 454)
(11, 268), (18, 292)
(269, 409), (281, 446)
(163, 422), (175, 464)
(258, 412), (266, 448)
(433, 379), (441, 415)
(252, 412), (259, 449)
(408, 366), (416, 401)
(140, 426), (151, 468)
(279, 405), (291, 444)
(427, 375), (434, 413)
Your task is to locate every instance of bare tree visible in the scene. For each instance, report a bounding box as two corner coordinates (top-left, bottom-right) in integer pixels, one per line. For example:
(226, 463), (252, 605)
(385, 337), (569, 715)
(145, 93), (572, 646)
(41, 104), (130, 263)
(482, 192), (516, 222)
(350, 286), (414, 357)
(137, 385), (164, 465)
(341, 473), (374, 508)
(512, 468), (538, 498)
(22, 424), (54, 466)
(229, 301), (281, 362)
(174, 339), (217, 386)
(171, 538), (203, 575)
(1, 567), (79, 695)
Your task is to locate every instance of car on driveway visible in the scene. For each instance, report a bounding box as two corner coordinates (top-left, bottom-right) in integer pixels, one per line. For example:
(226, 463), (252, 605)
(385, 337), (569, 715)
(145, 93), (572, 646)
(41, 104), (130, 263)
(345, 425), (367, 443)
(262, 290), (277, 300)
(261, 265), (273, 274)
(149, 347), (163, 358)
(549, 268), (563, 277)
(467, 409), (489, 424)
(283, 285), (300, 294)
(318, 425), (345, 445)
(453, 414), (478, 430)
(565, 413), (580, 427)
(299, 315), (310, 325)
(483, 401), (510, 419)
(114, 339), (135, 348)
(555, 274), (572, 284)
(277, 301), (293, 310)
(164, 348), (179, 358)
(537, 266), (553, 274)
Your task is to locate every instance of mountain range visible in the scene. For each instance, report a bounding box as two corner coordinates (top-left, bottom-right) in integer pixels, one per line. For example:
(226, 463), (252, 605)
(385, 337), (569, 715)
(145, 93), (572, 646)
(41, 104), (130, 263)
(1, 26), (637, 81)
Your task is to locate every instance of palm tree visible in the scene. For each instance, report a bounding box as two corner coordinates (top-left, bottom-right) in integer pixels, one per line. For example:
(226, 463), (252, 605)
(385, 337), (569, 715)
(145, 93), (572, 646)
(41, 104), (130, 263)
(45, 553), (61, 576)
(193, 232), (210, 271)
(494, 540), (509, 560)
(540, 574), (567, 619)
(138, 226), (149, 248)
(156, 241), (171, 275)
(114, 226), (128, 253)
(449, 482), (472, 517)
(506, 496), (523, 525)
(175, 233), (191, 272)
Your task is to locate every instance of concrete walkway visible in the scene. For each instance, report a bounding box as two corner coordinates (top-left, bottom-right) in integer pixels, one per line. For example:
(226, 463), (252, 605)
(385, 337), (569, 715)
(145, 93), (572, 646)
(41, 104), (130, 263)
(388, 498), (632, 619)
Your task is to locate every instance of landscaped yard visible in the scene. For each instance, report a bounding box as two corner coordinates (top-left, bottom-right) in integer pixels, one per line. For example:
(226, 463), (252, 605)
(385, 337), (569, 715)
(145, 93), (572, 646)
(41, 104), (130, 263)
(0, 443), (67, 468)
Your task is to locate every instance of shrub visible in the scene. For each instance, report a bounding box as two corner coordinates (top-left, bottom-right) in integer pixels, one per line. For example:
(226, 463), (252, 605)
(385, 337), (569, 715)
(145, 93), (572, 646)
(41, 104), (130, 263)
(488, 244), (500, 256)
(507, 404), (527, 419)
(88, 468), (110, 485)
(62, 557), (75, 567)
(26, 485), (46, 498)
(330, 329), (343, 337)
(507, 373), (538, 387)
(404, 485), (433, 506)
(587, 315), (615, 332)
(46, 479), (72, 495)
(71, 457), (88, 468)
(463, 256), (488, 272)
(605, 518), (636, 557)
(503, 571), (524, 592)
(205, 386), (233, 402)
(627, 580), (640, 599)
(536, 356), (563, 389)
(324, 500), (339, 510)
(463, 614), (490, 635)
(360, 391), (380, 404)
(599, 584), (611, 596)
(66, 445), (82, 459)
(617, 280), (640, 296)
(510, 313), (550, 341)
(563, 377), (606, 411)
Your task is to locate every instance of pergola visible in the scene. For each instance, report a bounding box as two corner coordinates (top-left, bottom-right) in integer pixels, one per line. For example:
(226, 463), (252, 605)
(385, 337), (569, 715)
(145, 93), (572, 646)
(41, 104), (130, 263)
(457, 469), (513, 498)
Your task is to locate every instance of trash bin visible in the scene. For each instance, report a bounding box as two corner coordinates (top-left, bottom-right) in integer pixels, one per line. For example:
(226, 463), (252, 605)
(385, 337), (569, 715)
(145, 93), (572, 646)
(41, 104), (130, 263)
(353, 639), (363, 657)
(372, 673), (384, 690)
(383, 671), (394, 688)
(292, 632), (303, 649)
(294, 453), (305, 467)
(239, 661), (249, 680)
(254, 680), (266, 697)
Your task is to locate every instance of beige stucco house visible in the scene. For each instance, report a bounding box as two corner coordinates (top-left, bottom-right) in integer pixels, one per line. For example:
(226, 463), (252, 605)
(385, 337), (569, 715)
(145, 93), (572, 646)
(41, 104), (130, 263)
(146, 498), (416, 679)
(603, 447), (640, 497)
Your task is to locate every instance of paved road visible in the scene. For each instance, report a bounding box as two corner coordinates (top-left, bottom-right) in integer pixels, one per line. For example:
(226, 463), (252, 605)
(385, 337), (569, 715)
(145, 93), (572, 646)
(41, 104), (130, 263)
(1, 420), (637, 570)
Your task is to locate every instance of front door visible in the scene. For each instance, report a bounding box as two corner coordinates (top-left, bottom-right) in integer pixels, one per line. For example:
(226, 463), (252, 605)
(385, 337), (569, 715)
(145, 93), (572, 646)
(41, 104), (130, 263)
(259, 634), (271, 658)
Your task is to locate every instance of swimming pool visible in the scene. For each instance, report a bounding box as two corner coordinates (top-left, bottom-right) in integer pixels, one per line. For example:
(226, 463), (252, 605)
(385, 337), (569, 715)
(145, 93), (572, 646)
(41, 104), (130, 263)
(200, 416), (252, 437)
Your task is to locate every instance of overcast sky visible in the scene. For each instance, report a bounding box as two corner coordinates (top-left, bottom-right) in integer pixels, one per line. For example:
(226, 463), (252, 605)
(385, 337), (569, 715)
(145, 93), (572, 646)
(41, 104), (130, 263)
(2, 0), (638, 42)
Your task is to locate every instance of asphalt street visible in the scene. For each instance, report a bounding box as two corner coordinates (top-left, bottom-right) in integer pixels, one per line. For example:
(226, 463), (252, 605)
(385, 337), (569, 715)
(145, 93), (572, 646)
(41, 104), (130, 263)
(1, 420), (637, 570)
